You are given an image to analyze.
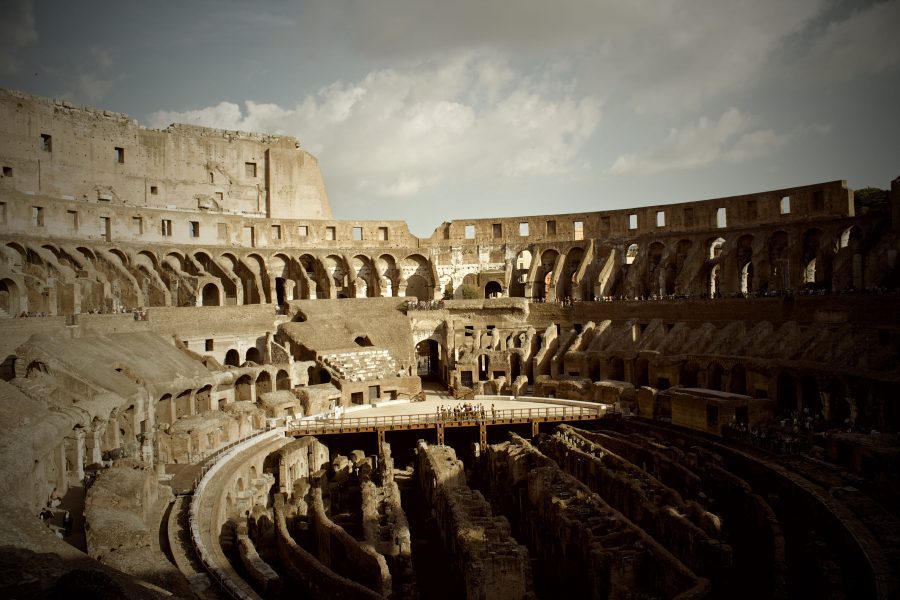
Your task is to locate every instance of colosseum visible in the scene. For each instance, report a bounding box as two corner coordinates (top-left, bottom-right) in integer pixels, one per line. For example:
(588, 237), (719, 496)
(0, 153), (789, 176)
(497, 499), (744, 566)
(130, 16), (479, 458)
(0, 87), (898, 599)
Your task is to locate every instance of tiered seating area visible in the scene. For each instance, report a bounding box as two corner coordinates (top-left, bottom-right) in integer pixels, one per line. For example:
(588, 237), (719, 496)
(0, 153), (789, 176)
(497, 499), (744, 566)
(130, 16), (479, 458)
(321, 349), (398, 382)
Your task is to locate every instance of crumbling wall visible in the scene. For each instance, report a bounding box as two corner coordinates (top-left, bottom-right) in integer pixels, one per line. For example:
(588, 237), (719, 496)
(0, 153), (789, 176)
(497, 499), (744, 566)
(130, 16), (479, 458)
(272, 493), (383, 600)
(416, 441), (534, 600)
(309, 487), (392, 597)
(480, 434), (709, 599)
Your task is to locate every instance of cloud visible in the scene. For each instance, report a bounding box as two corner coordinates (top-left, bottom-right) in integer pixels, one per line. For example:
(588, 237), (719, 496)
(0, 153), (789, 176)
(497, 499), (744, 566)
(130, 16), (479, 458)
(793, 0), (900, 85)
(0, 0), (38, 75)
(149, 53), (601, 198)
(295, 0), (827, 114)
(609, 108), (790, 175)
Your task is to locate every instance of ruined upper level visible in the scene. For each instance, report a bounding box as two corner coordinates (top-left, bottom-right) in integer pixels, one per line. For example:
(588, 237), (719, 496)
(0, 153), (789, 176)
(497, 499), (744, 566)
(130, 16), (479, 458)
(0, 88), (333, 221)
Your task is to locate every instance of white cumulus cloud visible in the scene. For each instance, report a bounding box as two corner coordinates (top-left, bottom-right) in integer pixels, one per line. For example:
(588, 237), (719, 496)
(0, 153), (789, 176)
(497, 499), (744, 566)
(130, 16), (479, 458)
(609, 108), (790, 175)
(148, 53), (601, 199)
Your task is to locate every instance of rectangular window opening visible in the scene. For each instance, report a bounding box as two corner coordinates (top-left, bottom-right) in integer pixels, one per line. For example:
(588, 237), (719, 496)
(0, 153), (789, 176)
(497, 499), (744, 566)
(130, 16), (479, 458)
(629, 214), (638, 230)
(780, 196), (791, 215)
(656, 211), (666, 227)
(574, 221), (584, 240)
(217, 223), (228, 240)
(205, 339), (214, 351)
(244, 225), (256, 247)
(272, 224), (282, 240)
(101, 216), (111, 241)
(298, 225), (308, 237)
(40, 134), (52, 152)
(244, 162), (257, 178)
(492, 223), (502, 239)
(133, 216), (144, 235)
(519, 222), (529, 236)
(546, 220), (556, 236)
(716, 207), (727, 228)
(600, 215), (611, 229)
(32, 206), (44, 227)
(812, 191), (825, 211)
(215, 191), (223, 203)
(747, 199), (757, 219)
(161, 219), (172, 237)
(378, 226), (388, 241)
(325, 226), (336, 241)
(189, 221), (200, 238)
(67, 210), (78, 231)
(464, 224), (476, 239)
(2, 166), (12, 177)
(150, 185), (158, 195)
(115, 147), (124, 164)
(0, 202), (7, 224)
(352, 226), (363, 241)
(684, 207), (694, 227)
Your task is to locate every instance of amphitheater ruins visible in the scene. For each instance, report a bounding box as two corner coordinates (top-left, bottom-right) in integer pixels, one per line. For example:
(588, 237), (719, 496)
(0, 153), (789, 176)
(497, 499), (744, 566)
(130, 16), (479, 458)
(0, 87), (898, 599)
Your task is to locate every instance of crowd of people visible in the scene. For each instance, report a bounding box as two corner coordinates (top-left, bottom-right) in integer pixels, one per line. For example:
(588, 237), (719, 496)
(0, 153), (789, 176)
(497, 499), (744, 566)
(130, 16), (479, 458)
(435, 402), (494, 421)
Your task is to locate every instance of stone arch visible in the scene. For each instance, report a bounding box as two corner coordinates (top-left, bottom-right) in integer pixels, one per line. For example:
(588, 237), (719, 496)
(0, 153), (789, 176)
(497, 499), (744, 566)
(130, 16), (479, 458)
(351, 255), (377, 298)
(375, 254), (399, 297)
(0, 278), (22, 316)
(235, 374), (253, 402)
(224, 349), (241, 367)
(401, 254), (434, 300)
(484, 280), (503, 298)
(276, 369), (291, 391)
(298, 253), (319, 299)
(708, 237), (725, 260)
(322, 254), (348, 298)
(607, 356), (625, 381)
(646, 242), (665, 297)
(534, 248), (560, 299)
(625, 244), (639, 265)
(245, 347), (261, 364)
(244, 253), (272, 304)
(156, 394), (173, 427)
(634, 357), (650, 387)
(767, 231), (790, 292)
(256, 371), (272, 395)
(196, 385), (213, 412)
(560, 246), (584, 299)
(201, 282), (221, 306)
(175, 389), (194, 419)
(509, 249), (533, 297)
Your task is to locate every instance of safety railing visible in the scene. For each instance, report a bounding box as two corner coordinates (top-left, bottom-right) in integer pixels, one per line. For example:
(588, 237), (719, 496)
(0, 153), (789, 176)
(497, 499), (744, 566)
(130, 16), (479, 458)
(289, 405), (603, 433)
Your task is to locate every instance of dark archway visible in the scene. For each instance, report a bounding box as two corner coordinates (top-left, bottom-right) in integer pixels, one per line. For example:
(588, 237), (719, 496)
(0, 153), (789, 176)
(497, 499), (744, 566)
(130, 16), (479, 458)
(256, 371), (272, 395)
(235, 375), (253, 402)
(634, 357), (650, 387)
(680, 361), (700, 387)
(608, 356), (625, 381)
(484, 281), (502, 298)
(275, 277), (286, 306)
(416, 339), (441, 382)
(201, 283), (220, 306)
(245, 347), (261, 364)
(224, 349), (240, 367)
(707, 362), (724, 391)
(276, 369), (291, 391)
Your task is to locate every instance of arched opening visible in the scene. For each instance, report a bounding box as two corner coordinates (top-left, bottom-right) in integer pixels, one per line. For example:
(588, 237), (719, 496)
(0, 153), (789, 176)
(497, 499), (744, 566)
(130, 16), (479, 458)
(709, 237), (725, 259)
(275, 277), (286, 306)
(680, 361), (700, 387)
(510, 353), (521, 382)
(768, 231), (790, 291)
(608, 356), (625, 381)
(478, 354), (488, 381)
(224, 349), (240, 367)
(276, 369), (290, 391)
(803, 259), (817, 285)
(0, 279), (21, 316)
(729, 364), (747, 395)
(484, 281), (502, 298)
(777, 372), (797, 414)
(707, 363), (724, 391)
(634, 357), (650, 387)
(235, 375), (253, 402)
(405, 274), (430, 302)
(354, 335), (373, 347)
(156, 394), (173, 427)
(196, 385), (212, 412)
(510, 250), (532, 297)
(307, 366), (331, 385)
(245, 347), (261, 364)
(201, 283), (220, 306)
(416, 339), (441, 382)
(256, 371), (272, 395)
(625, 244), (639, 265)
(175, 390), (193, 418)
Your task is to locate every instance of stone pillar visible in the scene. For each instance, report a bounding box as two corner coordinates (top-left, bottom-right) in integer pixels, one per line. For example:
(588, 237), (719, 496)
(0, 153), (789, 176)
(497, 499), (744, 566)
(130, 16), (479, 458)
(86, 420), (105, 465)
(65, 428), (86, 483)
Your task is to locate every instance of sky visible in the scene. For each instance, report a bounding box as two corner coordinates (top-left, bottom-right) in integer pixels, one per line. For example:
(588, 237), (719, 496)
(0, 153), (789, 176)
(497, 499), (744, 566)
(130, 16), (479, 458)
(1, 0), (898, 237)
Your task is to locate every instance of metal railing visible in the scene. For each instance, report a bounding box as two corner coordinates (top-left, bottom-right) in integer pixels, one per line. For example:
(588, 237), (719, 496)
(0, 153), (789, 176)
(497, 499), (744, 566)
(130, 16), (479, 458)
(289, 405), (603, 433)
(188, 426), (275, 492)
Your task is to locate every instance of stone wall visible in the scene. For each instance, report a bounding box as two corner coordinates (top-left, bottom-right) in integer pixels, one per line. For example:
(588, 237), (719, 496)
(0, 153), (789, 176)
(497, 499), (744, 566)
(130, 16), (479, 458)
(415, 441), (534, 600)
